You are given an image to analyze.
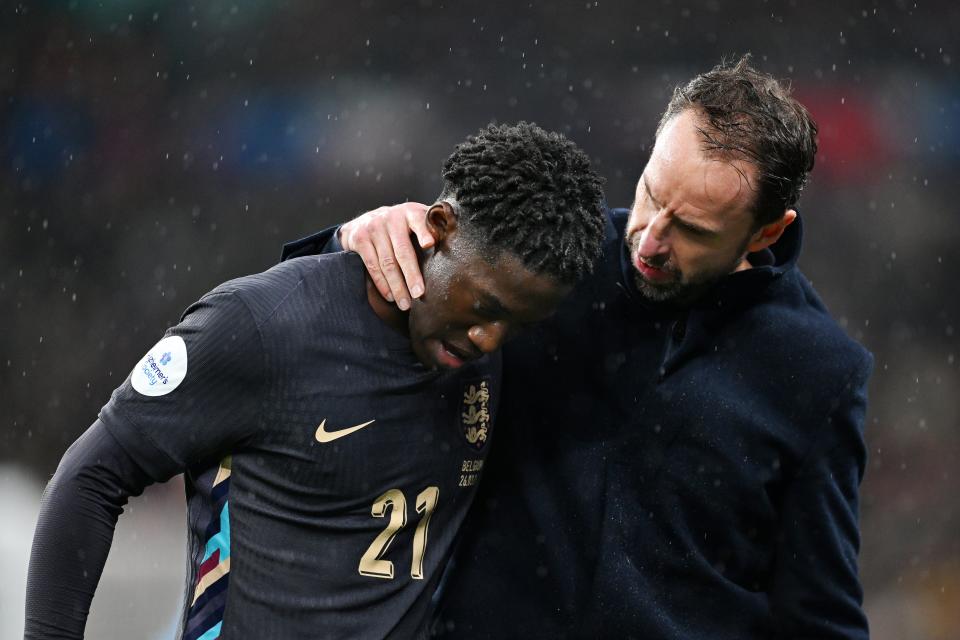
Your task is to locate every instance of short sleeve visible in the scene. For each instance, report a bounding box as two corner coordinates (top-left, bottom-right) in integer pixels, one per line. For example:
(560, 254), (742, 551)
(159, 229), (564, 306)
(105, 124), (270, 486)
(99, 291), (265, 481)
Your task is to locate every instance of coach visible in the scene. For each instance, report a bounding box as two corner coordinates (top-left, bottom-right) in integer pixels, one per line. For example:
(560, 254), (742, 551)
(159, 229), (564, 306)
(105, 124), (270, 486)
(284, 57), (872, 639)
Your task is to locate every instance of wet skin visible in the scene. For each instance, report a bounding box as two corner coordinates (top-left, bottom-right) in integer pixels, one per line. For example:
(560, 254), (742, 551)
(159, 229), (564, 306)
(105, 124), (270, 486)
(367, 202), (571, 370)
(624, 108), (796, 306)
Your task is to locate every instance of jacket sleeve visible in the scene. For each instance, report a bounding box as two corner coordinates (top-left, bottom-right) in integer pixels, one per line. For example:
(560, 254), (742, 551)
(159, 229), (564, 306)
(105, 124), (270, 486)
(770, 352), (873, 639)
(279, 225), (342, 261)
(24, 420), (155, 640)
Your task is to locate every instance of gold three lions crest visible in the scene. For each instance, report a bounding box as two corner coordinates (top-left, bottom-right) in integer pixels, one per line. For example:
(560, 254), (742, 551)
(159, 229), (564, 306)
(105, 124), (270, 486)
(460, 380), (491, 450)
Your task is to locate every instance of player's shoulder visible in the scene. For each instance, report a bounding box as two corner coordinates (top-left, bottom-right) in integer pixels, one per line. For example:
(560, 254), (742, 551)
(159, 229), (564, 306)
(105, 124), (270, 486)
(200, 252), (365, 326)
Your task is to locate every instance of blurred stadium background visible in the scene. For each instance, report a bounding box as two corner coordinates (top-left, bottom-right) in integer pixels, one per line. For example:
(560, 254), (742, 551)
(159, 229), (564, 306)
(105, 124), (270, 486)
(1, 1), (957, 638)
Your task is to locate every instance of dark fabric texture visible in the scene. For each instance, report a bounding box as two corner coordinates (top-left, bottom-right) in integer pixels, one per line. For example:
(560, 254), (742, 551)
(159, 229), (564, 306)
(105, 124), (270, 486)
(25, 420), (154, 640)
(437, 209), (871, 639)
(26, 253), (502, 640)
(99, 288), (266, 482)
(278, 211), (873, 639)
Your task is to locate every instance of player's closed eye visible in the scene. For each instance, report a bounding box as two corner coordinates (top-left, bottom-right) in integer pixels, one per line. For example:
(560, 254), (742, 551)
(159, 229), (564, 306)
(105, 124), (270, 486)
(472, 297), (506, 320)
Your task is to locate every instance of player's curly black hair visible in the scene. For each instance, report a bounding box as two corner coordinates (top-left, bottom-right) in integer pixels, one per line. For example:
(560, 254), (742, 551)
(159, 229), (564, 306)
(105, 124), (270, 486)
(440, 122), (606, 284)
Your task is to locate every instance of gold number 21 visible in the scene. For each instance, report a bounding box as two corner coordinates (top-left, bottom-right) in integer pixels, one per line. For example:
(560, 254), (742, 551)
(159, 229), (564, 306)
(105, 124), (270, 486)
(358, 486), (439, 580)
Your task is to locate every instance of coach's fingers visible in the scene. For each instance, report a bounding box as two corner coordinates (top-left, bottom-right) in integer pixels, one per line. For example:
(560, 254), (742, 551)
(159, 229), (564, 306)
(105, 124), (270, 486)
(387, 212), (426, 300)
(369, 222), (413, 310)
(350, 231), (395, 303)
(342, 207), (400, 302)
(342, 203), (432, 306)
(403, 203), (435, 250)
(339, 214), (367, 254)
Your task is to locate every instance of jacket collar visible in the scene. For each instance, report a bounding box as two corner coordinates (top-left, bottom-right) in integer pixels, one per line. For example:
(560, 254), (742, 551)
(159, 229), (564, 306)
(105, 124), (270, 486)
(613, 210), (806, 378)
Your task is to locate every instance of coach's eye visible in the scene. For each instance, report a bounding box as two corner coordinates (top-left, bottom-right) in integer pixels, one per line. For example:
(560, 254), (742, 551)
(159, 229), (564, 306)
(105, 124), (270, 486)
(676, 220), (707, 237)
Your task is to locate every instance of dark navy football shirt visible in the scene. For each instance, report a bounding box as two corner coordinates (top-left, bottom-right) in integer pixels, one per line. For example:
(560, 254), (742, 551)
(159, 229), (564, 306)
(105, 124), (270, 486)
(98, 252), (500, 639)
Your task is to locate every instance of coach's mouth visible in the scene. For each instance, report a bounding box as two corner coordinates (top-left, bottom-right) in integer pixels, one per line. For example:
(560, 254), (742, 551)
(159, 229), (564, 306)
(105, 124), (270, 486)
(633, 254), (675, 284)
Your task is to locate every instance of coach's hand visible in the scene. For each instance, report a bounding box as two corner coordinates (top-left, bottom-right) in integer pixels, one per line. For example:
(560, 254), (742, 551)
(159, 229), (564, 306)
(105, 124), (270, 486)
(340, 202), (433, 310)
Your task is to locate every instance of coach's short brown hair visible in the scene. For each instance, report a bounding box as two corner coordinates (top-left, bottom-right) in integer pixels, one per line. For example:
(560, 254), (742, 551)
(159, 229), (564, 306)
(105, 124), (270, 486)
(658, 55), (818, 228)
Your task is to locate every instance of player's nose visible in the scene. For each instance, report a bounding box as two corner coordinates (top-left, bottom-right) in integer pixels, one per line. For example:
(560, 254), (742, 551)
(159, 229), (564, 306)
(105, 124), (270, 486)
(467, 322), (509, 354)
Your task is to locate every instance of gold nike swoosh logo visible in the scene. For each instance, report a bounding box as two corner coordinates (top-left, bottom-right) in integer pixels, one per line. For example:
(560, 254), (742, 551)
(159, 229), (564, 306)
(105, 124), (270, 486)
(315, 419), (376, 443)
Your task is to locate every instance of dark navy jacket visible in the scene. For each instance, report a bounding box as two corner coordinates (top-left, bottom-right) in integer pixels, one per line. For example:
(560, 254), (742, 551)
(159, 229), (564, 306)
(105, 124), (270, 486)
(282, 208), (872, 639)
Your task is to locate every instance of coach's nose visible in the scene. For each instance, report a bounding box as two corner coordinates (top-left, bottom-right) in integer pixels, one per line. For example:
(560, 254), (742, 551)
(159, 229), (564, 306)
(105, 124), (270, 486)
(636, 212), (671, 261)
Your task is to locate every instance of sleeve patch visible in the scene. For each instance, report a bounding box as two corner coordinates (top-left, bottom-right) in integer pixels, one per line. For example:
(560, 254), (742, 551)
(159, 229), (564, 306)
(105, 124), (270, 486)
(131, 335), (189, 397)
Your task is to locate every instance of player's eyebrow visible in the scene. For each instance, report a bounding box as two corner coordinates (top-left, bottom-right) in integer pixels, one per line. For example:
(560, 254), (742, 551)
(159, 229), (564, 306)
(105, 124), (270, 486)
(644, 174), (720, 238)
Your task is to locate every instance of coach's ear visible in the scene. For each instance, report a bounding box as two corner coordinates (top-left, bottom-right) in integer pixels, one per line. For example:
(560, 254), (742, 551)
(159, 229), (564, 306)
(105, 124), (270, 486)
(425, 201), (459, 249)
(746, 208), (796, 253)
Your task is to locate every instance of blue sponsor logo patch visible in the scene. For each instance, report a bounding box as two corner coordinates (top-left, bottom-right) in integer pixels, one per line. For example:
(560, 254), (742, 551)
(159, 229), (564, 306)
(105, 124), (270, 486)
(132, 335), (188, 397)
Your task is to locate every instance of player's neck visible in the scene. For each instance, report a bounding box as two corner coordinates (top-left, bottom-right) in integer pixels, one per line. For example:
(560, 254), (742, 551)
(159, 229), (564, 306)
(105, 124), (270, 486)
(365, 274), (410, 335)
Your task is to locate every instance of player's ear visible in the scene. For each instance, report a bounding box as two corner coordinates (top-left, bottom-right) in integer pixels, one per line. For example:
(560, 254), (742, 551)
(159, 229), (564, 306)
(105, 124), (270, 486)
(425, 201), (459, 249)
(746, 209), (796, 253)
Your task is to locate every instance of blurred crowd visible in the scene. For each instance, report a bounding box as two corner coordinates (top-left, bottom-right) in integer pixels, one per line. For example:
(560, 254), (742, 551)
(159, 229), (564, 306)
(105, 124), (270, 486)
(2, 1), (957, 638)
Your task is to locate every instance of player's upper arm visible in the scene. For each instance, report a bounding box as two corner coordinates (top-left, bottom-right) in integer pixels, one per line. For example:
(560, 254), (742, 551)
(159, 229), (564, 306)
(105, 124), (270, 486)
(99, 290), (266, 482)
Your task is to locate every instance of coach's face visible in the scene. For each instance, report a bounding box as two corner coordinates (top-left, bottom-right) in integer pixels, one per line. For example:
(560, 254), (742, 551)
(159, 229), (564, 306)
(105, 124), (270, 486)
(408, 202), (569, 370)
(624, 108), (793, 306)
